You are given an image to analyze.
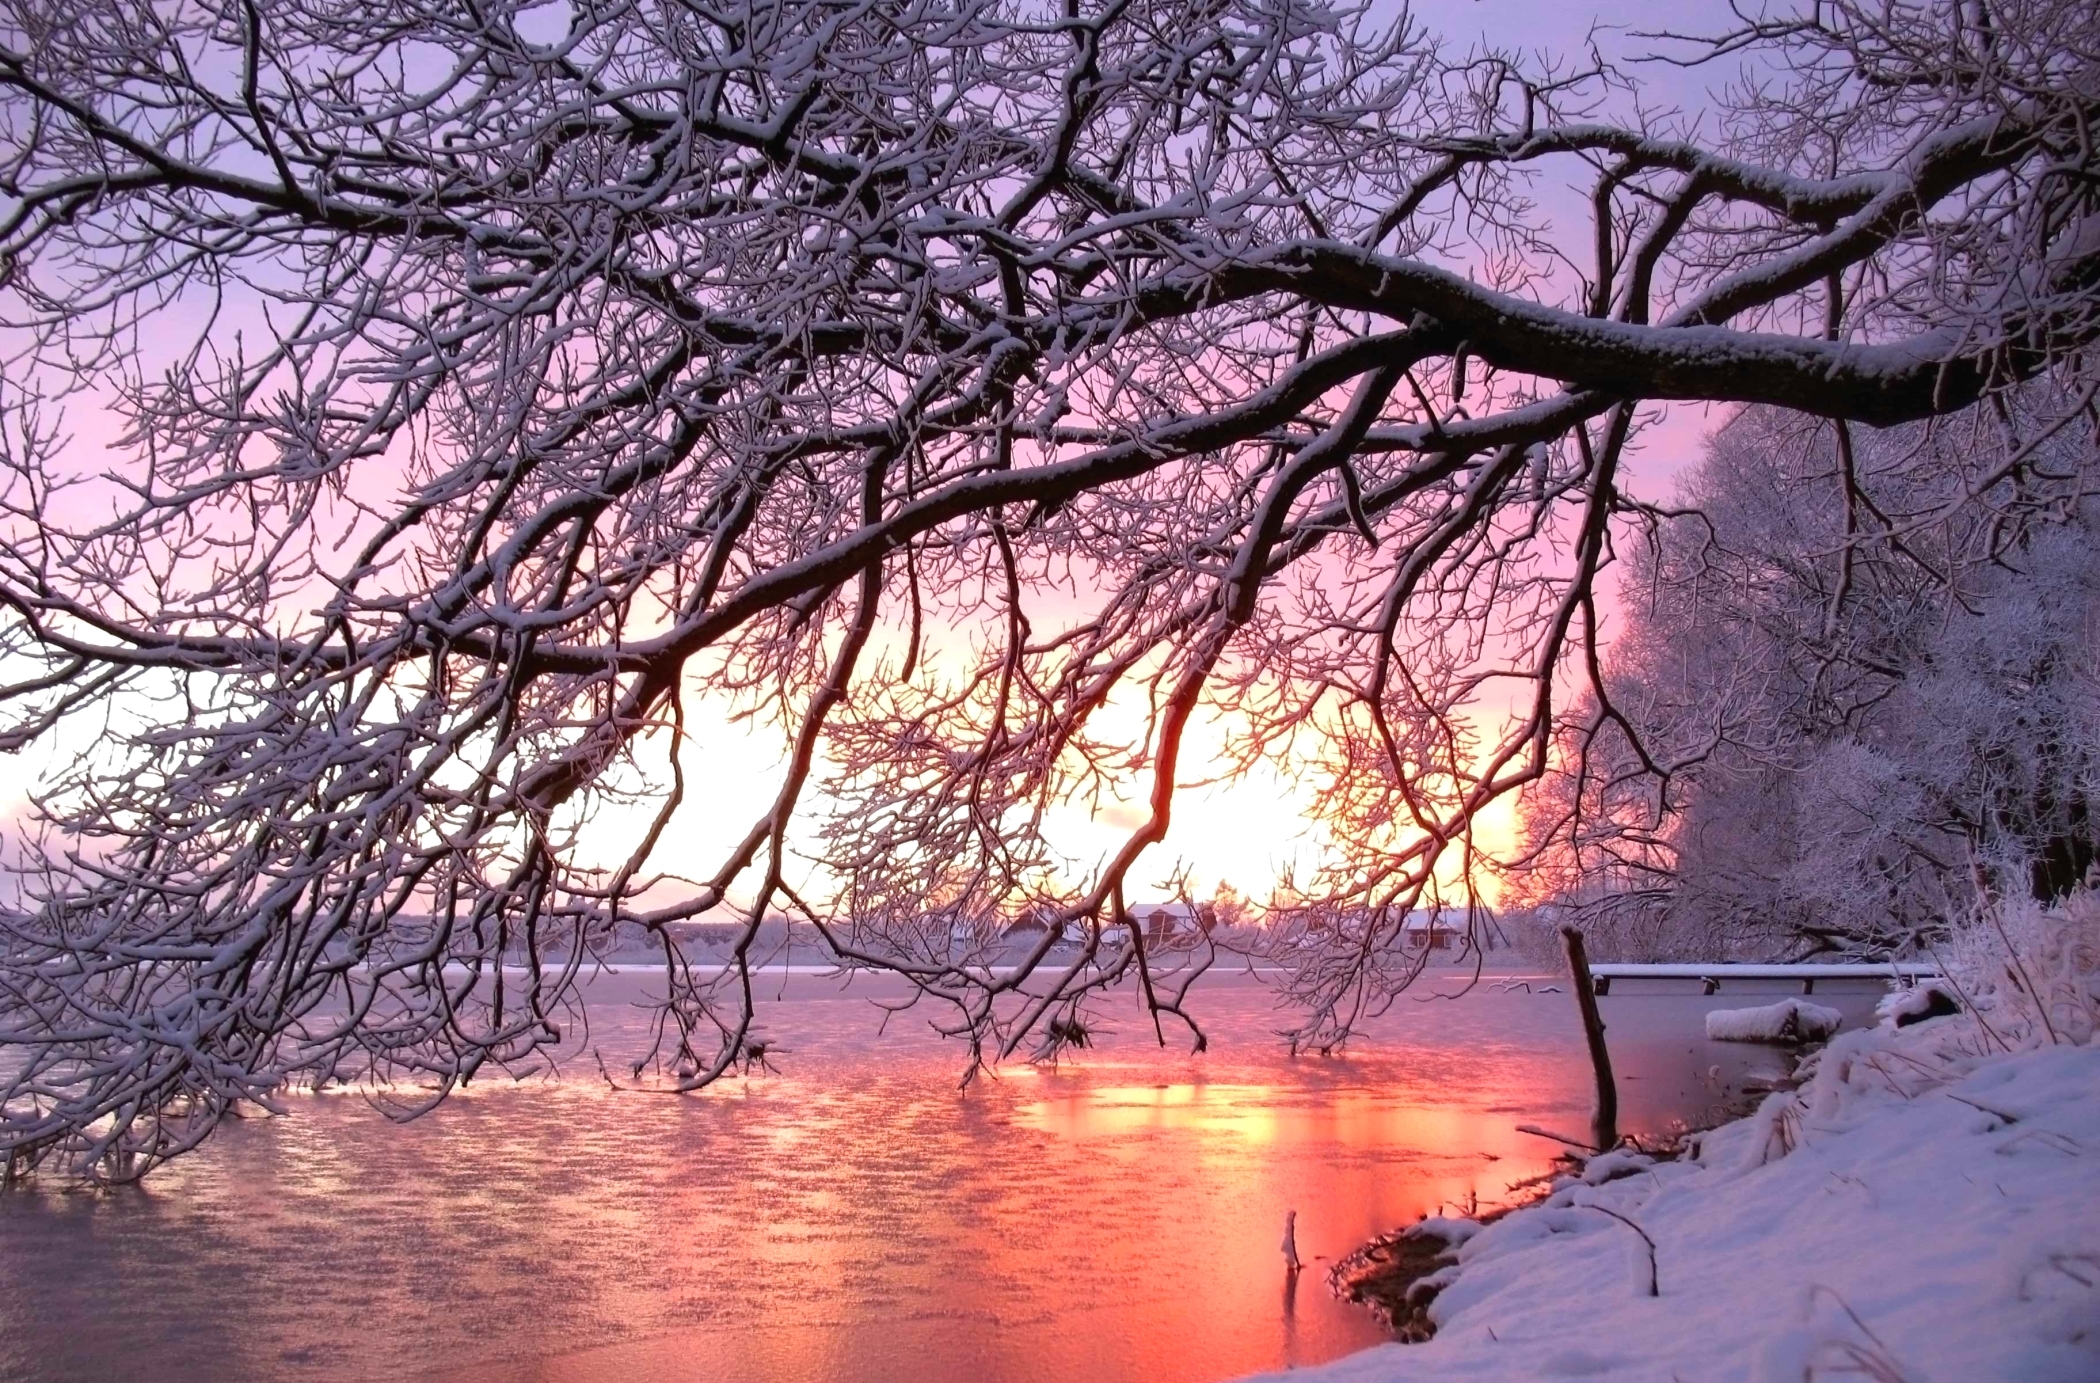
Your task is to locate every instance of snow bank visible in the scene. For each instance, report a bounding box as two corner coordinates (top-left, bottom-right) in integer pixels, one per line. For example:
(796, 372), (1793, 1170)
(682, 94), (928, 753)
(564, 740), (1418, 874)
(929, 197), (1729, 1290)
(1704, 997), (1843, 1043)
(1254, 1022), (2100, 1383)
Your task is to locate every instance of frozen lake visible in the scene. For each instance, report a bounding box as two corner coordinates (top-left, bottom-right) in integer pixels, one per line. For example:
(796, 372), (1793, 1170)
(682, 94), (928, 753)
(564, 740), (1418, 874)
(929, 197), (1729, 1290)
(0, 966), (1887, 1383)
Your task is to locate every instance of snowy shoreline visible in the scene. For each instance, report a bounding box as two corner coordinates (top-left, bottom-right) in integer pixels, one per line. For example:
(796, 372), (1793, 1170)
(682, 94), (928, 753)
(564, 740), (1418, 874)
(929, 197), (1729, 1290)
(1255, 1017), (2100, 1383)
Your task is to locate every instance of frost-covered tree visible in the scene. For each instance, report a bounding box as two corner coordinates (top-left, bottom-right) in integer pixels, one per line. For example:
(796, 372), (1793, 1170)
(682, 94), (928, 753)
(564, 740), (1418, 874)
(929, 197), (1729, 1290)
(1511, 400), (2100, 959)
(2, 0), (2098, 1175)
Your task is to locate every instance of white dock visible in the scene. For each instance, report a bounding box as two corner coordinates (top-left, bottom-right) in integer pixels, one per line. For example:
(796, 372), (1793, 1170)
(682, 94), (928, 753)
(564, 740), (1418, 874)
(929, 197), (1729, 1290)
(1586, 962), (1940, 995)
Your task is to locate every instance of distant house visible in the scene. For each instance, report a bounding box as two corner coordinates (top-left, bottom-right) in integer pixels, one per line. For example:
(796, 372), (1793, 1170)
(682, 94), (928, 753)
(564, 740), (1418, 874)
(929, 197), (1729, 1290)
(1001, 908), (1071, 945)
(1276, 905), (1495, 955)
(1129, 901), (1217, 943)
(936, 910), (1001, 951)
(1400, 912), (1463, 951)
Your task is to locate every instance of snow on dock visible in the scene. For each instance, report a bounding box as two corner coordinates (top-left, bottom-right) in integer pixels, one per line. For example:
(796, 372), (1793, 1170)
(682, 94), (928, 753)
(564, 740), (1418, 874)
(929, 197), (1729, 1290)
(1587, 962), (1939, 995)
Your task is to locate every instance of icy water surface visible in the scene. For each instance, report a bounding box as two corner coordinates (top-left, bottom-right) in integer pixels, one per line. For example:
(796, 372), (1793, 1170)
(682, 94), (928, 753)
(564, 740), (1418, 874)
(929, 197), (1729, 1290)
(0, 967), (1887, 1383)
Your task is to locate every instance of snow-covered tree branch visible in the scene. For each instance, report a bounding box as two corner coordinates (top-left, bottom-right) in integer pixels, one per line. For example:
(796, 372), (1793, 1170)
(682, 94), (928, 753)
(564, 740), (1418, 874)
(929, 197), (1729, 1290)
(1, 0), (2095, 1176)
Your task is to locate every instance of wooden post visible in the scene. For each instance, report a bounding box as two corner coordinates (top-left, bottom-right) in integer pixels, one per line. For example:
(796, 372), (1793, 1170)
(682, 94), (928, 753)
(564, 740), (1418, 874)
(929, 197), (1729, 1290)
(1560, 926), (1619, 1152)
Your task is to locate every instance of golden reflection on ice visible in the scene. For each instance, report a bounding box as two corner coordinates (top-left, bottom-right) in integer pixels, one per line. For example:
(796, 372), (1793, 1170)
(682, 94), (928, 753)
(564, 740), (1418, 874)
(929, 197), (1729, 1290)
(1020, 1082), (1287, 1141)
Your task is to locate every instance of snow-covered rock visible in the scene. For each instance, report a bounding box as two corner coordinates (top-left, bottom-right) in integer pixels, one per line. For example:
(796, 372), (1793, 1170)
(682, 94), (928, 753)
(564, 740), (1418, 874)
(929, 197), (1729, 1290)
(1245, 1026), (2100, 1383)
(1578, 1149), (1657, 1186)
(1876, 979), (1962, 1029)
(1705, 997), (1843, 1043)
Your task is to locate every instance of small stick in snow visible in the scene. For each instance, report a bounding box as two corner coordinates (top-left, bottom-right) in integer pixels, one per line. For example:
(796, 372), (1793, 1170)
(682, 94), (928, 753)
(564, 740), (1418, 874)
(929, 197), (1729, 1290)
(1281, 1209), (1302, 1273)
(1944, 1092), (2021, 1125)
(1587, 1205), (1658, 1297)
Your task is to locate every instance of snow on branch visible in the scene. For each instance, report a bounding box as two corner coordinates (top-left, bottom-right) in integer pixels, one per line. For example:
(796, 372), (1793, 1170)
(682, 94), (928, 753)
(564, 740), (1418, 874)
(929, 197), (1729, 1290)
(0, 0), (2095, 1177)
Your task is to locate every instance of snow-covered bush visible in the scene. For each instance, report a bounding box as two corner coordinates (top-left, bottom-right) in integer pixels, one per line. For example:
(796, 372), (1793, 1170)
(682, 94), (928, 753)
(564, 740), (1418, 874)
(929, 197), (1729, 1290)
(1943, 890), (2100, 1050)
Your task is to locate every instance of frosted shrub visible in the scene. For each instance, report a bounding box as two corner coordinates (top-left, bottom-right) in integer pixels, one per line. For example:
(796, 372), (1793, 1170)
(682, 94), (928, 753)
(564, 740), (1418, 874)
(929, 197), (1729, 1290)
(1945, 891), (2100, 1049)
(1512, 422), (2100, 962)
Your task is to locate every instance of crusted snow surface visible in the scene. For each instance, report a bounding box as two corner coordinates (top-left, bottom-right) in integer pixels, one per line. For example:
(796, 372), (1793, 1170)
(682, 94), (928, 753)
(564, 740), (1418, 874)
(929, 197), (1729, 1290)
(1705, 997), (1845, 1043)
(1247, 1027), (2100, 1383)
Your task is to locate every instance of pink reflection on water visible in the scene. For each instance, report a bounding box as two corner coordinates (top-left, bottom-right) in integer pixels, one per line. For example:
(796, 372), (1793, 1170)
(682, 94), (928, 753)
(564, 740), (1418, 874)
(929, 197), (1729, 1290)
(0, 969), (1867, 1383)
